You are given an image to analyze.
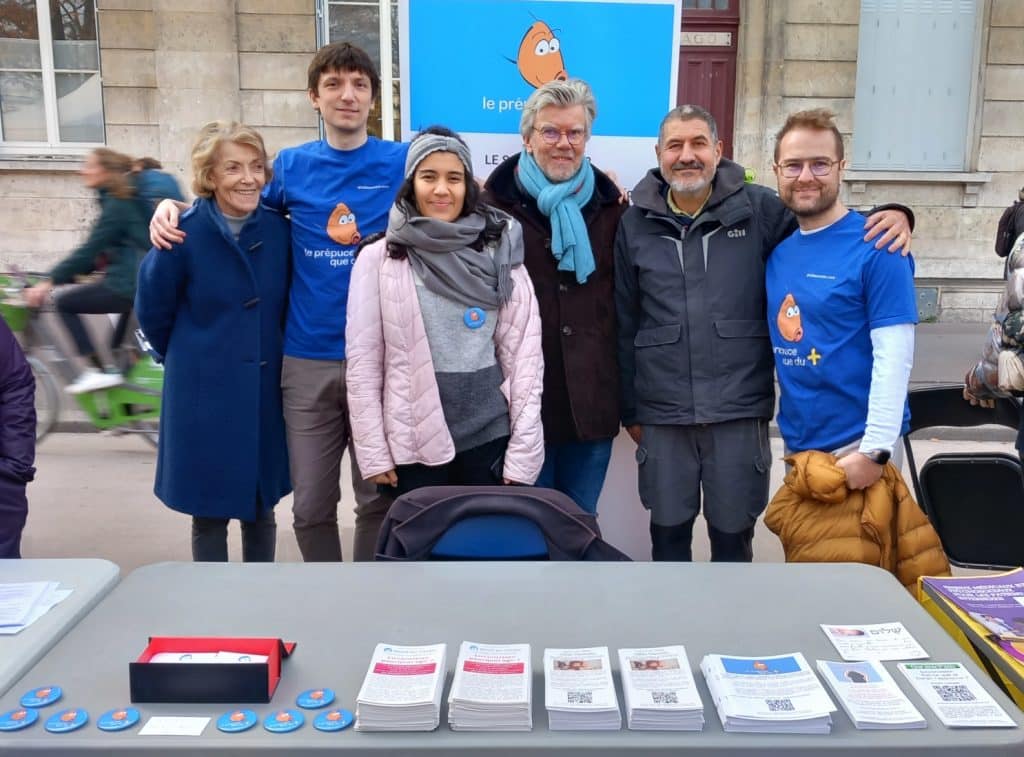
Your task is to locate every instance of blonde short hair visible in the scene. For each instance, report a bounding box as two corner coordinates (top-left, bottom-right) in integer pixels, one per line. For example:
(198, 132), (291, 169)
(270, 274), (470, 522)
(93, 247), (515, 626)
(190, 120), (273, 199)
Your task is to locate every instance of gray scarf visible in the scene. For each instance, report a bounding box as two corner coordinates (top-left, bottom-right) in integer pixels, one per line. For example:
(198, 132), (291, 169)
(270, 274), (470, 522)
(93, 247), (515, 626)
(386, 201), (523, 308)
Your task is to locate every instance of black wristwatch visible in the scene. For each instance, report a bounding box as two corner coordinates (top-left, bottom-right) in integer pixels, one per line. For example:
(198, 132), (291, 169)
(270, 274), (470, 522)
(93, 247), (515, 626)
(862, 449), (891, 465)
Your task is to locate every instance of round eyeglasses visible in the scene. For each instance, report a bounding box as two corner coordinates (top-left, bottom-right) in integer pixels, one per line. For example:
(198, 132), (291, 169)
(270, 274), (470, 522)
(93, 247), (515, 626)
(775, 158), (840, 178)
(533, 126), (587, 146)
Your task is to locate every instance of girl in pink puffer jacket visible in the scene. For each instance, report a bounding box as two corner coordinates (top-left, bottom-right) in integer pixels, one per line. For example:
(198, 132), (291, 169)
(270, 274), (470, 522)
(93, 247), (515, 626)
(346, 126), (544, 496)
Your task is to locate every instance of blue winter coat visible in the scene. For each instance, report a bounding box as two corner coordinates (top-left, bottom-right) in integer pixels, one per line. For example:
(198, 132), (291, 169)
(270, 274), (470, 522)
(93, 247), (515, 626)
(135, 198), (291, 520)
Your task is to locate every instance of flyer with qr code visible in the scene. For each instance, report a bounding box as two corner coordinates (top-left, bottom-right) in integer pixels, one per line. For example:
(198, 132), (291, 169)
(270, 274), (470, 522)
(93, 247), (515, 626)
(617, 646), (704, 730)
(699, 652), (836, 734)
(543, 647), (621, 730)
(897, 662), (1017, 728)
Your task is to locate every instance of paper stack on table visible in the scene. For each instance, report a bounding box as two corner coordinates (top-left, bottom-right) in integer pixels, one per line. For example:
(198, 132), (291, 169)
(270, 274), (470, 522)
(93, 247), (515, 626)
(0, 582), (72, 635)
(354, 643), (447, 731)
(700, 652), (836, 734)
(817, 659), (926, 730)
(543, 646), (621, 730)
(447, 641), (532, 731)
(617, 646), (704, 730)
(898, 662), (1017, 729)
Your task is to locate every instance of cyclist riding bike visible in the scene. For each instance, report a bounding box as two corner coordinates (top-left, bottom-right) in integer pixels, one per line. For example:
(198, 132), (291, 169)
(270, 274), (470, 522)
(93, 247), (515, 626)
(24, 148), (152, 395)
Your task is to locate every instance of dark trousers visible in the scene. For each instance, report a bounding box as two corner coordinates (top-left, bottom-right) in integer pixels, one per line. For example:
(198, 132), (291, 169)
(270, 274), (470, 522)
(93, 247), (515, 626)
(191, 507), (277, 562)
(650, 519), (755, 563)
(392, 436), (509, 498)
(54, 282), (134, 359)
(0, 481), (28, 558)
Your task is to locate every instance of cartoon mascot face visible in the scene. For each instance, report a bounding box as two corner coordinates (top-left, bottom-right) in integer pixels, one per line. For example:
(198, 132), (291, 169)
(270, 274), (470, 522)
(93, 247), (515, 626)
(327, 202), (361, 245)
(516, 21), (568, 88)
(776, 293), (803, 342)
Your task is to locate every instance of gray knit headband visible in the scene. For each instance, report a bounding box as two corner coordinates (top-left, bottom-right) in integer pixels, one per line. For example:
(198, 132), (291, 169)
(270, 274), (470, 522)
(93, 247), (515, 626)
(404, 134), (473, 179)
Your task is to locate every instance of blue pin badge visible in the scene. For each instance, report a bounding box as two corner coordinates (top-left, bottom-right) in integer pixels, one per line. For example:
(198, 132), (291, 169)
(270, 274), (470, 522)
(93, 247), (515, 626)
(44, 708), (88, 733)
(263, 708), (304, 733)
(19, 685), (62, 708)
(296, 687), (335, 709)
(464, 307), (486, 329)
(0, 707), (39, 731)
(97, 707), (140, 732)
(217, 709), (258, 733)
(313, 708), (354, 732)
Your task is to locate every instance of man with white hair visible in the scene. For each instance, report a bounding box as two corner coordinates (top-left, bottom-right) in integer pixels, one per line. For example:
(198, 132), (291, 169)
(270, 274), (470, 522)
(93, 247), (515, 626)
(483, 79), (626, 513)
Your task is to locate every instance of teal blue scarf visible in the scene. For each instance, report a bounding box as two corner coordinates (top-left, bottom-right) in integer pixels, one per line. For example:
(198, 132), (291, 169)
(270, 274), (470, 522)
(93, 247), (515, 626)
(517, 150), (596, 284)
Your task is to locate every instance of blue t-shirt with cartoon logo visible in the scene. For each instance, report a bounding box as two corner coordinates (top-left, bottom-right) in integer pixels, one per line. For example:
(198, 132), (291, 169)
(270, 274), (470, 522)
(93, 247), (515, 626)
(765, 210), (917, 453)
(263, 137), (408, 359)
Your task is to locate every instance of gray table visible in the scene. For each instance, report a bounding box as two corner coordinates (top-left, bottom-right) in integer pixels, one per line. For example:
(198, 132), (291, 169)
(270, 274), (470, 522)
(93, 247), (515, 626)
(0, 561), (1021, 755)
(0, 559), (119, 698)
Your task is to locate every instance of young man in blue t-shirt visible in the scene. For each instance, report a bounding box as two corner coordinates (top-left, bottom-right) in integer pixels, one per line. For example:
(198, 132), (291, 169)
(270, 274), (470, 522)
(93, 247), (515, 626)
(151, 43), (408, 561)
(766, 109), (917, 490)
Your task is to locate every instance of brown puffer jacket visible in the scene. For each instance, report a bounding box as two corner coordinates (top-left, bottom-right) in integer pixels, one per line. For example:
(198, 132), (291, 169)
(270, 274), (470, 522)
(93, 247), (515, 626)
(764, 450), (951, 591)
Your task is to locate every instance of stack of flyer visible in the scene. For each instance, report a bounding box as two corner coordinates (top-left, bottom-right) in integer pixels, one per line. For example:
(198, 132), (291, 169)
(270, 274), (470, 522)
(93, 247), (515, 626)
(447, 641), (532, 731)
(898, 662), (1017, 729)
(700, 652), (836, 734)
(354, 643), (447, 731)
(617, 646), (704, 730)
(923, 570), (1024, 665)
(543, 646), (621, 730)
(817, 659), (926, 729)
(0, 581), (72, 635)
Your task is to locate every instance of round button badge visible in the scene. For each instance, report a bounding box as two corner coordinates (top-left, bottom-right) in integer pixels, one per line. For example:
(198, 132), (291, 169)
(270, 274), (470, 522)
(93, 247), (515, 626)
(296, 687), (335, 709)
(463, 307), (486, 329)
(44, 708), (88, 733)
(97, 707), (140, 732)
(217, 709), (258, 733)
(0, 707), (39, 732)
(19, 685), (62, 708)
(313, 708), (354, 732)
(263, 708), (304, 733)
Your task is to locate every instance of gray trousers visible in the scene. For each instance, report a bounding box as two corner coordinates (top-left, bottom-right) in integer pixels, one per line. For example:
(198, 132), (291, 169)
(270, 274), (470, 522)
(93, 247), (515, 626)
(282, 356), (392, 561)
(636, 418), (771, 532)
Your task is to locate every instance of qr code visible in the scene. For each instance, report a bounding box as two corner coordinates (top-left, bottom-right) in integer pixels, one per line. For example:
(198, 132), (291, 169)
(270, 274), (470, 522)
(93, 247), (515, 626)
(765, 698), (795, 712)
(652, 691), (678, 704)
(932, 684), (977, 702)
(567, 691), (593, 705)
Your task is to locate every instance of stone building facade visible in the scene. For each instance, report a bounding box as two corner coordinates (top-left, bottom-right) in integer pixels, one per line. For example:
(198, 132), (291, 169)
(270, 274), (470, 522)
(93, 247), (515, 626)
(2, 0), (1022, 322)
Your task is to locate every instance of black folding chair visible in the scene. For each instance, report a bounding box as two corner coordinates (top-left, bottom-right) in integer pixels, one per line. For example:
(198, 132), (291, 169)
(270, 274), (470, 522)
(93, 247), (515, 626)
(902, 385), (1024, 570)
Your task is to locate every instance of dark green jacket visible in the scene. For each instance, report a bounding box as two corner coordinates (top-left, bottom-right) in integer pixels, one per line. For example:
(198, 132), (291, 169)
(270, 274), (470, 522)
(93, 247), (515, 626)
(49, 189), (151, 299)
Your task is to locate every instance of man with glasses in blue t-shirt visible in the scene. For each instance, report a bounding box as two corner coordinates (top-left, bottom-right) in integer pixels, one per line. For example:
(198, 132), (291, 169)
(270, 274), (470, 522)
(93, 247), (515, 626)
(151, 43), (408, 562)
(766, 108), (917, 484)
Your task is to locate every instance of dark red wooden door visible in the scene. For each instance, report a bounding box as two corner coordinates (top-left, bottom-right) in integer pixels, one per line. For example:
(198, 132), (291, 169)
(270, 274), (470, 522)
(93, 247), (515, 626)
(678, 1), (740, 159)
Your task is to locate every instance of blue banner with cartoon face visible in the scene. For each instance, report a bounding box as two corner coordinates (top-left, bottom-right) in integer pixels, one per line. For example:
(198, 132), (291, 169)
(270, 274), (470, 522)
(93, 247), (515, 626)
(400, 0), (678, 138)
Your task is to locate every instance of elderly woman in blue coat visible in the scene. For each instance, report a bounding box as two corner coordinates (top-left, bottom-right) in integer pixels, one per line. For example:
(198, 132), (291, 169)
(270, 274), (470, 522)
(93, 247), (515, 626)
(136, 121), (291, 562)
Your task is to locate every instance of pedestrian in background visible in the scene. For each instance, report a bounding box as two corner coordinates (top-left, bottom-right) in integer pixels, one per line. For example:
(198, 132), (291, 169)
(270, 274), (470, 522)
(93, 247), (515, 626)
(136, 121), (291, 562)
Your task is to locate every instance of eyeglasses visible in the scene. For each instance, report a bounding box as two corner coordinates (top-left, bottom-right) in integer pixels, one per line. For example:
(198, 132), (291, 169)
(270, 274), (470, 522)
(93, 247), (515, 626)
(775, 158), (841, 178)
(533, 126), (587, 146)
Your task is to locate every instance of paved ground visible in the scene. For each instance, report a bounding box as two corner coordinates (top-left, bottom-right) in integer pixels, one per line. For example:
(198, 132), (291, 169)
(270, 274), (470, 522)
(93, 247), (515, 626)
(14, 320), (1013, 572)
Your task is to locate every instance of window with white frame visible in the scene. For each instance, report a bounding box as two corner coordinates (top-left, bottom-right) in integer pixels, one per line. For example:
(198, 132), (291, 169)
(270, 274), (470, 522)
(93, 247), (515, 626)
(0, 0), (104, 151)
(851, 0), (980, 171)
(319, 0), (400, 140)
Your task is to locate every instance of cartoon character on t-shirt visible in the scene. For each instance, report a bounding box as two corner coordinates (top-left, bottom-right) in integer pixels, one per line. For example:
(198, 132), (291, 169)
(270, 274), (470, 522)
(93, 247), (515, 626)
(776, 293), (804, 342)
(327, 202), (361, 245)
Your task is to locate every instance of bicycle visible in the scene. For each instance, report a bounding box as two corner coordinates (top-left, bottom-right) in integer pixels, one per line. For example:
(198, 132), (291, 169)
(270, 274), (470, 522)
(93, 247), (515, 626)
(0, 272), (163, 446)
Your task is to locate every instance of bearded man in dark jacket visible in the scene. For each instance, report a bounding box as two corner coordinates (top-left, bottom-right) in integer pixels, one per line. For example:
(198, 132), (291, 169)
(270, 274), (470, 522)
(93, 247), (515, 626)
(483, 79), (626, 513)
(615, 104), (913, 562)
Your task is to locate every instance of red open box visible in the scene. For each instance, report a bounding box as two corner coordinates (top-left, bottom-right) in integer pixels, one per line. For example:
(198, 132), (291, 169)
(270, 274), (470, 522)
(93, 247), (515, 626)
(130, 636), (296, 703)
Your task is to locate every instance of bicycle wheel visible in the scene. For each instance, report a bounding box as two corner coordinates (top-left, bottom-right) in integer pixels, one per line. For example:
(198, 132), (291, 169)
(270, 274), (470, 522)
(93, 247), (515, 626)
(28, 356), (60, 443)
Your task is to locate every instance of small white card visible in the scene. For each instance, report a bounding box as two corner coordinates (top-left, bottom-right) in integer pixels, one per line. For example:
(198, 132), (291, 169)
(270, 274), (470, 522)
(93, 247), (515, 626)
(139, 716), (211, 736)
(821, 623), (928, 661)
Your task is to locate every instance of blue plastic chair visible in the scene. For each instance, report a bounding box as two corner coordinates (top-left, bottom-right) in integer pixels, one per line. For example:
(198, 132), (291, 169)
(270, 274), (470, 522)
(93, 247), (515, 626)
(430, 514), (550, 560)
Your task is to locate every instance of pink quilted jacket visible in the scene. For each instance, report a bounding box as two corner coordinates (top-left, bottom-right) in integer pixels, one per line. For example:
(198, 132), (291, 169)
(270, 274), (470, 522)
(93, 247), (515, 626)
(345, 237), (545, 484)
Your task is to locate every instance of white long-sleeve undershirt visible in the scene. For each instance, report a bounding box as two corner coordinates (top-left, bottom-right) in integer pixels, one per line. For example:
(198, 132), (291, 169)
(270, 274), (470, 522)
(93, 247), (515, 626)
(859, 323), (915, 455)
